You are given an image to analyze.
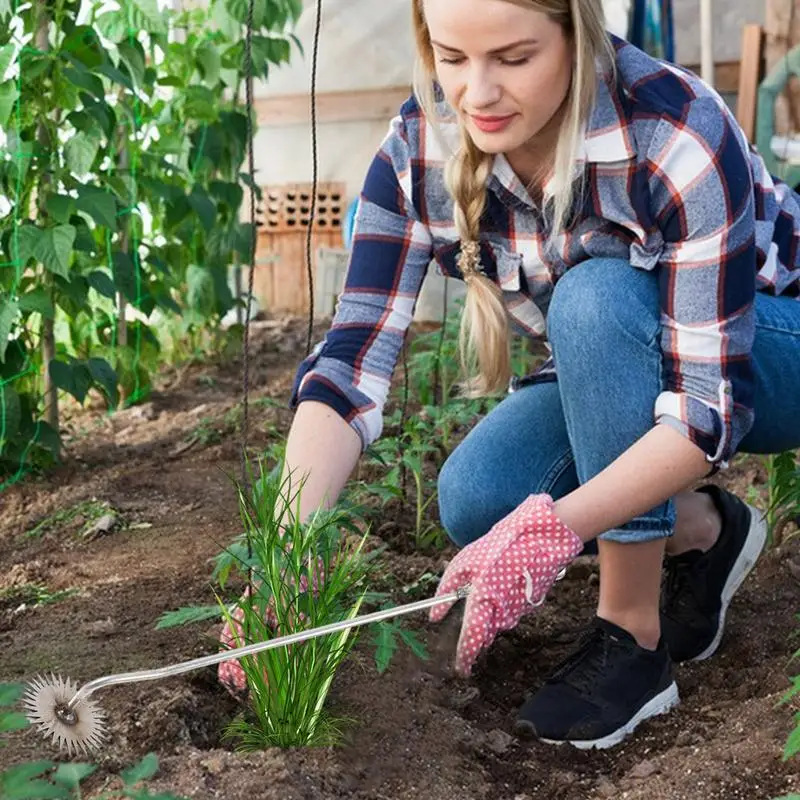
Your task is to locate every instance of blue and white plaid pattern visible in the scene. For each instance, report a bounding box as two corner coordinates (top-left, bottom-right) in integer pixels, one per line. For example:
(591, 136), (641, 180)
(291, 37), (800, 468)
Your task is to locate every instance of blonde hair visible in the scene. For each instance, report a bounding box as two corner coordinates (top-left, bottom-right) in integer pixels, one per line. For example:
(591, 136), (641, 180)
(412, 0), (614, 395)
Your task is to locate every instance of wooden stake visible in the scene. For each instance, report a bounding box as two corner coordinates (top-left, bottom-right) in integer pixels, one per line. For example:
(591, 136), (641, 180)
(737, 24), (764, 143)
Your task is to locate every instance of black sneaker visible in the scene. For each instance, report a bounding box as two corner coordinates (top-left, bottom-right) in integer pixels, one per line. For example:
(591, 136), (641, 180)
(660, 485), (767, 663)
(515, 618), (678, 749)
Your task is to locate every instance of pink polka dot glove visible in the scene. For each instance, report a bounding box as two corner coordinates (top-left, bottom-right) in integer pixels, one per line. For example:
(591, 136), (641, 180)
(429, 494), (584, 677)
(218, 558), (325, 697)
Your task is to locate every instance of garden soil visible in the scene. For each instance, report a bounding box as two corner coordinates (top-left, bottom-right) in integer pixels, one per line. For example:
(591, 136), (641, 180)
(1, 318), (798, 800)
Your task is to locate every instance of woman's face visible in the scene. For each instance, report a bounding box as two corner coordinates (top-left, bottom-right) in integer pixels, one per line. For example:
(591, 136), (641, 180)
(423, 0), (573, 159)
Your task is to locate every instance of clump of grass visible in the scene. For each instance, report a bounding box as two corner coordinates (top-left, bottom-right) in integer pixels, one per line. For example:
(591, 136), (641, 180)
(220, 457), (371, 750)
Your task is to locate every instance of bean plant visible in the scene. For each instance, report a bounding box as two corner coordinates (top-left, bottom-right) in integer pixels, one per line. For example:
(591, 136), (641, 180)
(0, 0), (300, 483)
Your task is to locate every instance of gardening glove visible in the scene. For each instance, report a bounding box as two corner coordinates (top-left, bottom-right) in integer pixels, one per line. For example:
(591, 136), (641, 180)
(218, 558), (326, 697)
(429, 493), (584, 677)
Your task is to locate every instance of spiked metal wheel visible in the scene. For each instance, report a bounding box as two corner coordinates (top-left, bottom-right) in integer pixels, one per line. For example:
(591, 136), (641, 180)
(22, 674), (106, 755)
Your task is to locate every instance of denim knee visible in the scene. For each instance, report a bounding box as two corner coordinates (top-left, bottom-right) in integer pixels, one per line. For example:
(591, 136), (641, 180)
(437, 455), (495, 549)
(547, 258), (660, 351)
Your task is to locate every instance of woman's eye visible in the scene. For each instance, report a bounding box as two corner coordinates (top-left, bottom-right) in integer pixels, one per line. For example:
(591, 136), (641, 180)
(500, 56), (530, 66)
(438, 56), (465, 65)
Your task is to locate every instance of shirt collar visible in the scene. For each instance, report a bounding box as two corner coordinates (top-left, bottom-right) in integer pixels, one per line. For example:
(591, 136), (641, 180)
(489, 59), (636, 206)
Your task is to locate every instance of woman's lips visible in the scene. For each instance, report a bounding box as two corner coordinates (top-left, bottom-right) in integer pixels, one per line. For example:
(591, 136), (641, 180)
(470, 114), (516, 133)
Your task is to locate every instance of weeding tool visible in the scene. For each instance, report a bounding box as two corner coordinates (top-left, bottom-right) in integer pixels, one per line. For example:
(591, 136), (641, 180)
(23, 585), (471, 754)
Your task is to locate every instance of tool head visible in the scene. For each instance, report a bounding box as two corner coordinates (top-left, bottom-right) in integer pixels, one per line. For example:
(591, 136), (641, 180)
(22, 674), (107, 754)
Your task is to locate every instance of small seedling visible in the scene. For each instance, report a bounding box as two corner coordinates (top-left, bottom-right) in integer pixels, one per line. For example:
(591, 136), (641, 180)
(24, 500), (113, 540)
(0, 583), (78, 611)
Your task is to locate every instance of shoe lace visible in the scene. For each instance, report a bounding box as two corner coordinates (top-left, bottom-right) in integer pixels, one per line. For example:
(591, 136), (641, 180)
(548, 625), (615, 696)
(662, 554), (710, 623)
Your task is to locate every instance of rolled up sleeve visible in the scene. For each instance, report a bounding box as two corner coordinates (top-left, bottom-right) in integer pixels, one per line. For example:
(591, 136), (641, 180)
(645, 98), (757, 469)
(290, 112), (433, 450)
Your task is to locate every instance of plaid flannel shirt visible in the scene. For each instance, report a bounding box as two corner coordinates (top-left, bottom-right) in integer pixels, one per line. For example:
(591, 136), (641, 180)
(291, 37), (800, 469)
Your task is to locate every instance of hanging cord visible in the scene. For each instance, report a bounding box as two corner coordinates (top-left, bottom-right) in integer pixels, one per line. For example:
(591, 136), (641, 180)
(433, 281), (449, 407)
(398, 342), (409, 498)
(304, 0), (323, 356)
(242, 0), (257, 594)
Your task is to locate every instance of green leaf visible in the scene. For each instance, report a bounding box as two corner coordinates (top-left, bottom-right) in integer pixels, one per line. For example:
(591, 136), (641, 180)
(19, 52), (52, 81)
(0, 683), (24, 706)
(75, 186), (117, 230)
(62, 66), (105, 100)
(121, 753), (159, 786)
(61, 26), (105, 69)
(155, 605), (224, 630)
(18, 289), (54, 319)
(0, 45), (15, 80)
(83, 96), (116, 137)
(120, 0), (168, 35)
(156, 75), (184, 88)
(52, 763), (97, 789)
(184, 85), (218, 122)
(372, 622), (398, 674)
(186, 264), (215, 315)
(87, 270), (116, 299)
(94, 10), (128, 41)
(0, 383), (22, 441)
(87, 358), (118, 406)
(112, 251), (138, 303)
(0, 80), (19, 129)
(188, 186), (216, 232)
(0, 296), (19, 363)
(71, 221), (97, 254)
(225, 0), (287, 29)
(0, 780), (69, 799)
(209, 180), (243, 210)
(398, 628), (429, 661)
(37, 226), (76, 279)
(35, 422), (61, 458)
(239, 172), (263, 201)
(65, 130), (101, 175)
(49, 360), (92, 404)
(54, 274), (89, 313)
(11, 226), (42, 269)
(45, 194), (75, 225)
(117, 40), (146, 89)
(784, 721), (800, 761)
(0, 710), (28, 733)
(196, 41), (221, 86)
(0, 763), (53, 783)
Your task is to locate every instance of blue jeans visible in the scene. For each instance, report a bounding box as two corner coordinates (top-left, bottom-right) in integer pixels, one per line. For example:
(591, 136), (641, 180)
(438, 258), (800, 548)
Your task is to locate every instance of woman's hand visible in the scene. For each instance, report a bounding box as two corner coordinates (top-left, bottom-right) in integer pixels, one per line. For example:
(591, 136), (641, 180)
(430, 494), (584, 676)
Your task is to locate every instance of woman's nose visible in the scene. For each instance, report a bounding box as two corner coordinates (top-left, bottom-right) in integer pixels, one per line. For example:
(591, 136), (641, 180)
(463, 66), (502, 109)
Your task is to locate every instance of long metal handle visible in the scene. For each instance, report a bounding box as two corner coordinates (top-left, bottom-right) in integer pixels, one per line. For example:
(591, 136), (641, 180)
(68, 585), (471, 708)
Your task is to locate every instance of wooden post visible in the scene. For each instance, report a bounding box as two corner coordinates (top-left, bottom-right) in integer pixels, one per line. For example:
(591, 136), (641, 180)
(700, 0), (715, 85)
(737, 24), (764, 143)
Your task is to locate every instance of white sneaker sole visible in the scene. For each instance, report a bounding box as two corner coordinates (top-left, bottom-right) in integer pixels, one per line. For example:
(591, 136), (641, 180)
(539, 681), (680, 750)
(692, 503), (767, 662)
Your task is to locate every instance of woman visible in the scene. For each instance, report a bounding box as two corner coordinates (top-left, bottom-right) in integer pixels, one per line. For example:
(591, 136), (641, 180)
(228, 0), (800, 749)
